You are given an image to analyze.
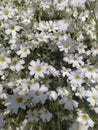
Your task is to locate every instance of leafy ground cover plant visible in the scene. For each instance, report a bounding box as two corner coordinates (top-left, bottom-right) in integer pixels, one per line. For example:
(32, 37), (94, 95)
(0, 0), (98, 130)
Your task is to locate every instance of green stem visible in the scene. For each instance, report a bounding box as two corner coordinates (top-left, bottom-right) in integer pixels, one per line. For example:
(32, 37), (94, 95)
(39, 122), (44, 130)
(16, 109), (23, 124)
(92, 7), (98, 43)
(89, 1), (98, 43)
(57, 112), (61, 130)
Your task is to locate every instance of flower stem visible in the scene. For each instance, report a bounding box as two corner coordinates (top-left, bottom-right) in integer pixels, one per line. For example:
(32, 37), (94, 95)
(57, 112), (61, 130)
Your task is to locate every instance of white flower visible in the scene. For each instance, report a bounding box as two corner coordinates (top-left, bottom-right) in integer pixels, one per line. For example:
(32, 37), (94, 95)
(58, 39), (74, 53)
(59, 95), (78, 110)
(4, 20), (21, 38)
(35, 32), (49, 43)
(0, 55), (11, 69)
(76, 112), (94, 128)
(48, 65), (60, 77)
(54, 0), (69, 10)
(75, 87), (86, 99)
(29, 83), (48, 104)
(39, 108), (52, 122)
(0, 85), (6, 99)
(20, 8), (34, 25)
(13, 79), (31, 95)
(61, 67), (71, 77)
(57, 87), (69, 97)
(10, 58), (25, 71)
(77, 33), (84, 42)
(70, 0), (87, 7)
(83, 20), (96, 39)
(27, 110), (39, 122)
(20, 78), (34, 89)
(69, 122), (89, 130)
(34, 20), (60, 33)
(0, 6), (16, 20)
(34, 21), (47, 32)
(36, 20), (68, 33)
(57, 20), (68, 32)
(44, 20), (58, 33)
(76, 43), (87, 54)
(85, 87), (98, 106)
(63, 54), (84, 68)
(17, 46), (30, 58)
(91, 44), (98, 56)
(94, 107), (98, 113)
(0, 115), (4, 129)
(84, 65), (98, 80)
(5, 93), (26, 114)
(68, 71), (84, 86)
(47, 91), (58, 101)
(40, 0), (51, 10)
(28, 59), (48, 78)
(79, 10), (89, 22)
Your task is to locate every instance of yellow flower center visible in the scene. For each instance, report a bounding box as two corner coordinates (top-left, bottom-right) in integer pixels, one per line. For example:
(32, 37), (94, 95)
(67, 96), (72, 101)
(27, 81), (32, 86)
(58, 0), (62, 3)
(36, 66), (42, 72)
(76, 125), (81, 130)
(82, 114), (88, 120)
(50, 25), (54, 30)
(5, 1), (8, 4)
(73, 57), (77, 61)
(4, 11), (9, 16)
(1, 57), (6, 62)
(35, 91), (40, 96)
(88, 27), (92, 30)
(24, 48), (28, 52)
(92, 95), (97, 100)
(10, 25), (15, 30)
(16, 97), (23, 103)
(13, 60), (18, 65)
(64, 44), (69, 48)
(75, 75), (80, 80)
(88, 67), (93, 72)
(94, 46), (98, 50)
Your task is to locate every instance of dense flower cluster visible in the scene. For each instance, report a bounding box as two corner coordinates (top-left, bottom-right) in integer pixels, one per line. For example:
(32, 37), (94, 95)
(0, 0), (98, 129)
